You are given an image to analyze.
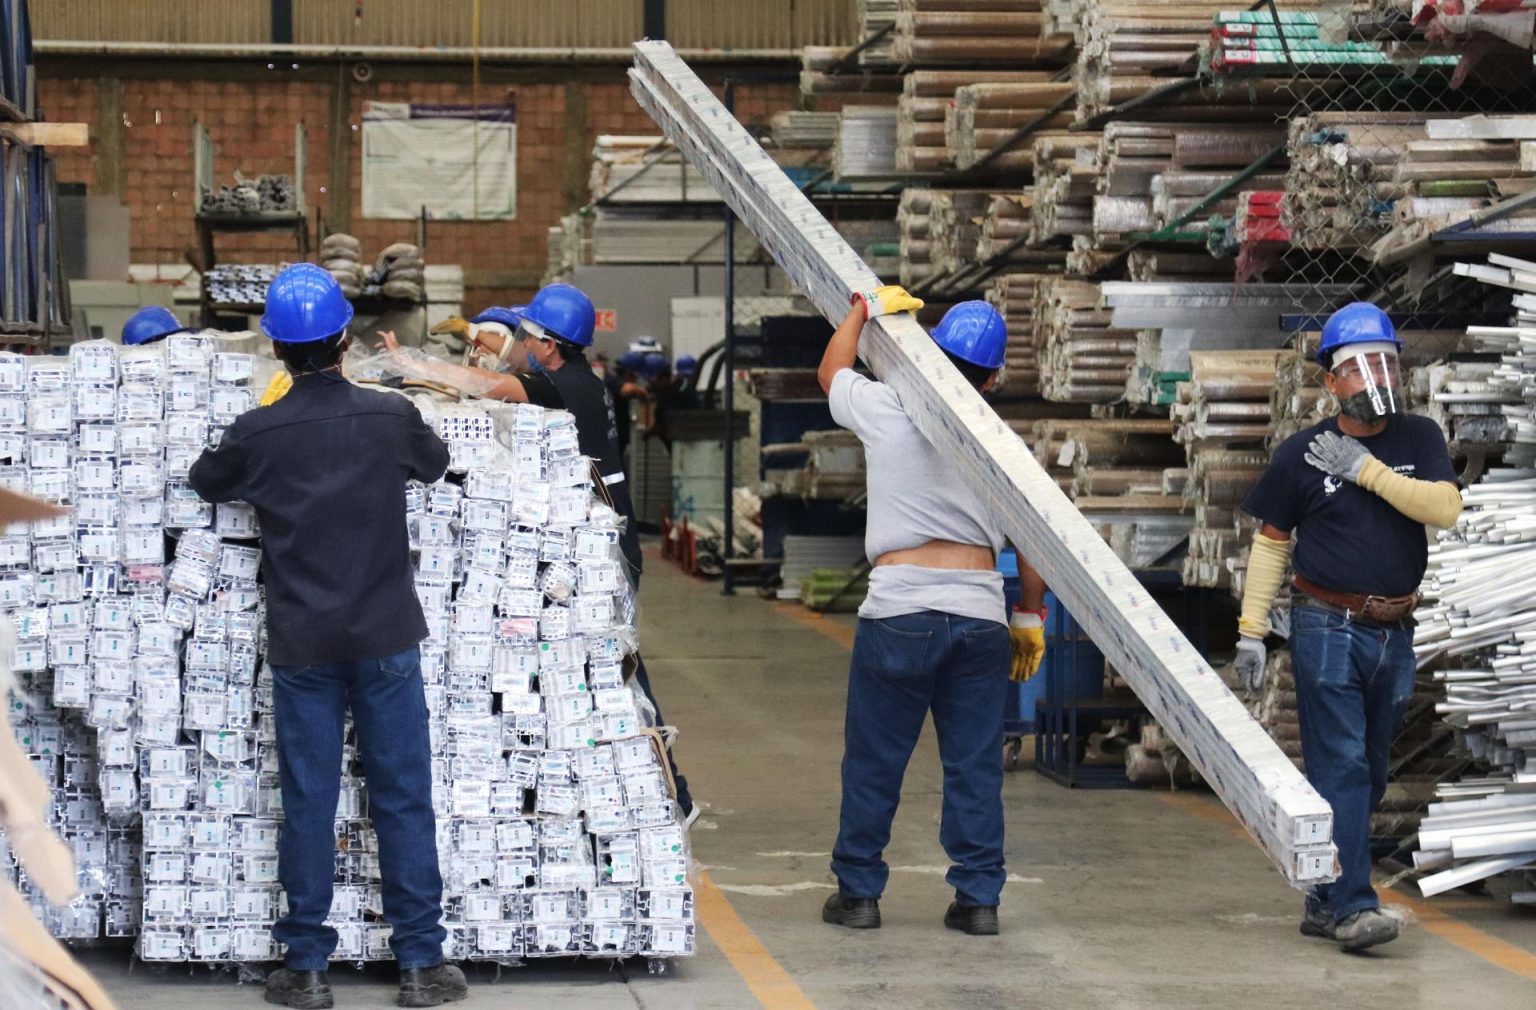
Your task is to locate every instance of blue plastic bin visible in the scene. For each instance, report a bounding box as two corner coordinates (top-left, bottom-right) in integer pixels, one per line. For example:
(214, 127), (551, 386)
(999, 549), (1105, 736)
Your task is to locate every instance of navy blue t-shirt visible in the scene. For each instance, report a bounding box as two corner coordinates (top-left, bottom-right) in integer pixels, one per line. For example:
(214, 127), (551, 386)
(1241, 413), (1456, 597)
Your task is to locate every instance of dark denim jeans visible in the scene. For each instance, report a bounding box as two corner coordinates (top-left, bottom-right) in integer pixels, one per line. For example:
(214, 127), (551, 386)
(832, 611), (1010, 907)
(1290, 604), (1416, 924)
(270, 646), (446, 970)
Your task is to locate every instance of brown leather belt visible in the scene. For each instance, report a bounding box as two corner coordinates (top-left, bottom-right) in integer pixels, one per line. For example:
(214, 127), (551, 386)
(1293, 574), (1419, 625)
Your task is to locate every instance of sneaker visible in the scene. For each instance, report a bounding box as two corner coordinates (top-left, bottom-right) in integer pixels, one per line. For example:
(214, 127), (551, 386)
(1300, 905), (1335, 940)
(821, 892), (881, 929)
(1333, 909), (1399, 952)
(264, 969), (333, 1010)
(943, 901), (1000, 936)
(397, 963), (469, 1008)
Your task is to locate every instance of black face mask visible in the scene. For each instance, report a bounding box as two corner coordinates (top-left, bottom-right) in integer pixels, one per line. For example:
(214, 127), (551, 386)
(1339, 388), (1392, 423)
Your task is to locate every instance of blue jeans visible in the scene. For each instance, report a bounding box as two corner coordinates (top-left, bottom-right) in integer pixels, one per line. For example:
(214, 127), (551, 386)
(270, 646), (446, 970)
(832, 611), (1010, 907)
(1290, 604), (1416, 924)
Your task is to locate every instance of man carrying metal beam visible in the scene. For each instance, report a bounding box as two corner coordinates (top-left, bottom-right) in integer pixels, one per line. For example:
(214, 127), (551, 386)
(1235, 302), (1463, 951)
(817, 288), (1047, 936)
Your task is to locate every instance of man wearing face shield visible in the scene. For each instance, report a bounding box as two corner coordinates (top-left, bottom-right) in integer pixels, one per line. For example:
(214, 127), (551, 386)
(1234, 302), (1462, 952)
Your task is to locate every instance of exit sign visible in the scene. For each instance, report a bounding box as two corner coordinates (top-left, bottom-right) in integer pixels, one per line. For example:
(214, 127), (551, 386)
(594, 309), (617, 332)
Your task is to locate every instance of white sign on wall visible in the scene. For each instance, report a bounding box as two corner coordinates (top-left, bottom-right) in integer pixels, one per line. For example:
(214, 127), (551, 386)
(361, 102), (517, 220)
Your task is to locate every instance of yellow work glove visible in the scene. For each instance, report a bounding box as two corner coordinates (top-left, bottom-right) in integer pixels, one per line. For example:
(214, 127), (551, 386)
(1009, 611), (1045, 683)
(853, 284), (924, 318)
(429, 316), (473, 340)
(259, 370), (292, 406)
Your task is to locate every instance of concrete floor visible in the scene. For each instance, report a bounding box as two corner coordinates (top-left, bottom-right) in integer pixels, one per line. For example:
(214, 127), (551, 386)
(80, 545), (1536, 1009)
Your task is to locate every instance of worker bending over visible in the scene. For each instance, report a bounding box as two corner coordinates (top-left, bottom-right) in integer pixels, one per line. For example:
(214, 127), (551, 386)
(1236, 303), (1461, 952)
(818, 288), (1047, 937)
(189, 265), (466, 1008)
(121, 306), (189, 347)
(381, 284), (697, 822)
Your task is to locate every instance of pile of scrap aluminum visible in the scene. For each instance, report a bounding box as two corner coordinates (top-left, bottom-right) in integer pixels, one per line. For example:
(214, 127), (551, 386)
(1411, 255), (1536, 901)
(1370, 116), (1536, 267)
(834, 106), (901, 179)
(631, 39), (1336, 886)
(198, 172), (296, 216)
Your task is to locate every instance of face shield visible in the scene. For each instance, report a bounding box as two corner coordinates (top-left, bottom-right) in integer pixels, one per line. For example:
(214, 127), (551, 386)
(1330, 341), (1402, 422)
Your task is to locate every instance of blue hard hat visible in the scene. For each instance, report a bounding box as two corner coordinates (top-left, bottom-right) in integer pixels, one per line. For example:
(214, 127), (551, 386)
(616, 351), (648, 374)
(469, 306), (523, 331)
(1317, 302), (1401, 366)
(122, 306), (189, 346)
(676, 355), (698, 377)
(931, 301), (1006, 370)
(519, 283), (595, 346)
(260, 263), (355, 344)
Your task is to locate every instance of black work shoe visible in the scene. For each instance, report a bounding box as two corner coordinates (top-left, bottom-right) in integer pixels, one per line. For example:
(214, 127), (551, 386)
(944, 901), (1000, 936)
(264, 969), (333, 1010)
(822, 892), (881, 929)
(1334, 909), (1399, 952)
(398, 963), (468, 1008)
(1300, 905), (1335, 940)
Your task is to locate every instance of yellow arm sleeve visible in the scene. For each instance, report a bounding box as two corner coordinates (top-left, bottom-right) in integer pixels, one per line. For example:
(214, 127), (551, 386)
(1238, 532), (1292, 640)
(259, 371), (292, 406)
(1356, 457), (1464, 529)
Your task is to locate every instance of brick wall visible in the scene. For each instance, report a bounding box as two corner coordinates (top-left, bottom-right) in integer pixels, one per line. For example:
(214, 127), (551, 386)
(38, 69), (802, 309)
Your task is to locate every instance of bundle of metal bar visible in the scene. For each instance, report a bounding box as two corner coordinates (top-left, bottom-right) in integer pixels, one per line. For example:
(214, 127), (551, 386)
(928, 190), (997, 277)
(949, 82), (1076, 171)
(798, 45), (903, 98)
(770, 111), (841, 149)
(588, 135), (721, 204)
(1369, 118), (1536, 266)
(891, 0), (1074, 66)
(898, 188), (937, 288)
(1031, 132), (1101, 241)
(833, 106), (901, 180)
(1203, 10), (1458, 75)
(1039, 278), (1138, 402)
(632, 40), (1336, 885)
(856, 0), (901, 67)
(987, 266), (1071, 396)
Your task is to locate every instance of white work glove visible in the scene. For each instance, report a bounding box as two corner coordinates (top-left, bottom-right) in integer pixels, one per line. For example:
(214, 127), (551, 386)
(852, 285), (924, 319)
(1304, 430), (1372, 483)
(1234, 637), (1267, 694)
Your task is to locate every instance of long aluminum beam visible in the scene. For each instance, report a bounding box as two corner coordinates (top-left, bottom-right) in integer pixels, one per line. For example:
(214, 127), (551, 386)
(629, 40), (1336, 886)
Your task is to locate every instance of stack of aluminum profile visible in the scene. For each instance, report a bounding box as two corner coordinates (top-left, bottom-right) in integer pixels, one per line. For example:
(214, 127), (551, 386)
(0, 338), (697, 964)
(897, 188), (937, 288)
(1204, 9), (1459, 75)
(797, 45), (903, 98)
(833, 106), (901, 180)
(1053, 418), (1192, 569)
(890, 0), (1071, 66)
(0, 140), (68, 337)
(926, 190), (996, 278)
(1370, 116), (1536, 266)
(1030, 132), (1101, 242)
(948, 81), (1075, 171)
(1283, 112), (1441, 252)
(987, 267), (1071, 397)
(630, 39), (1336, 888)
(769, 111), (841, 150)
(896, 70), (1055, 174)
(1037, 278), (1137, 402)
(856, 0), (901, 67)
(588, 136), (720, 204)
(1407, 255), (1536, 901)
(202, 264), (280, 310)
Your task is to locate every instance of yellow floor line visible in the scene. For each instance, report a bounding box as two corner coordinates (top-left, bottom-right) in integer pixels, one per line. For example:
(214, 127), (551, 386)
(772, 602), (856, 651)
(694, 870), (819, 1010)
(1163, 790), (1536, 979)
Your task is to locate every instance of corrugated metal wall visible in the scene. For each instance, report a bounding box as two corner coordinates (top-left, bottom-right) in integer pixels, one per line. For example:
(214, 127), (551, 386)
(34, 0), (853, 50)
(666, 0), (855, 49)
(31, 1), (271, 44)
(294, 0), (644, 49)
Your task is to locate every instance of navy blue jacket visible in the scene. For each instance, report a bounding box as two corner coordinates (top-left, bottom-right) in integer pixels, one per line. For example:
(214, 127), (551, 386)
(188, 372), (449, 666)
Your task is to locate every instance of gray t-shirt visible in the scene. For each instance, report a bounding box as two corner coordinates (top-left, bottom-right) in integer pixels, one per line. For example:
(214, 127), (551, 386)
(829, 369), (1007, 625)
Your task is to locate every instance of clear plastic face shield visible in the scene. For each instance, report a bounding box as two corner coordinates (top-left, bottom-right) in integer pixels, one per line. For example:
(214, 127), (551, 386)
(1330, 341), (1402, 422)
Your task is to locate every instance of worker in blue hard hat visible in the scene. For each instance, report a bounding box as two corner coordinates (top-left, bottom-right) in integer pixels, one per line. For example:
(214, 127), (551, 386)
(121, 306), (190, 346)
(1236, 301), (1462, 953)
(817, 286), (1047, 938)
(380, 282), (698, 822)
(188, 263), (465, 1008)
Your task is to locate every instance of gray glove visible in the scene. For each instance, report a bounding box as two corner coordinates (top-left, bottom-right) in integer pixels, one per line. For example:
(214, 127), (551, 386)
(1234, 637), (1267, 694)
(1304, 430), (1372, 483)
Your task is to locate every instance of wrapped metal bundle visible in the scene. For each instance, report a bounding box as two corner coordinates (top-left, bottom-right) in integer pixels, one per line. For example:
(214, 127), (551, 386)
(949, 82), (1076, 170)
(1038, 278), (1138, 402)
(898, 188), (938, 288)
(890, 0), (1074, 65)
(1031, 132), (1102, 241)
(769, 111), (841, 149)
(834, 106), (901, 179)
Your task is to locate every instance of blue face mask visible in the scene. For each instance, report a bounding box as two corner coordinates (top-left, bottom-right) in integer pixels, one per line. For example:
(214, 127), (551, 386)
(525, 350), (544, 373)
